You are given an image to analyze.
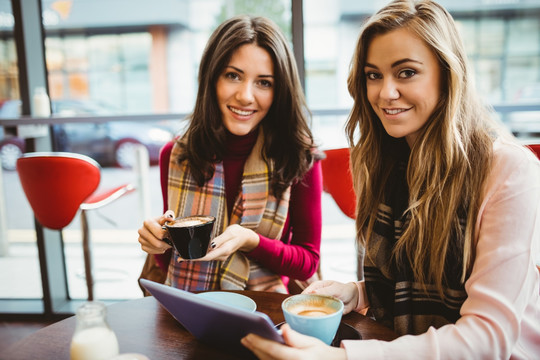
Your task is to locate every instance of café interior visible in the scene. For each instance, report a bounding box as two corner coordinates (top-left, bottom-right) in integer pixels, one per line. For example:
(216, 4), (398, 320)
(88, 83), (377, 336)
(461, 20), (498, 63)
(1, 0), (539, 358)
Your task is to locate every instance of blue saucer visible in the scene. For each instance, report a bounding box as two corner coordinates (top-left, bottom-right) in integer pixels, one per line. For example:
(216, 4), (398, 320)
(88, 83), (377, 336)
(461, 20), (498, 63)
(196, 291), (257, 312)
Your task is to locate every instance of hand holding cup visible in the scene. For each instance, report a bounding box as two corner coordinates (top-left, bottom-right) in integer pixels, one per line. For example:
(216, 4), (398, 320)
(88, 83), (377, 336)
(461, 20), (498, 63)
(281, 294), (344, 345)
(162, 215), (215, 259)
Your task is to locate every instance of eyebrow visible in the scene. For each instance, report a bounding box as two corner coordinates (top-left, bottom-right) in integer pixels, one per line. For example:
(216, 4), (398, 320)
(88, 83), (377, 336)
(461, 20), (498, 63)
(365, 58), (423, 69)
(226, 65), (274, 78)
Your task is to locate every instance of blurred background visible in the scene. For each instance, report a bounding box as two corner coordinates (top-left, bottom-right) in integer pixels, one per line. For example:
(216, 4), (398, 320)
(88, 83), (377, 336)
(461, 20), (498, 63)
(1, 0), (539, 316)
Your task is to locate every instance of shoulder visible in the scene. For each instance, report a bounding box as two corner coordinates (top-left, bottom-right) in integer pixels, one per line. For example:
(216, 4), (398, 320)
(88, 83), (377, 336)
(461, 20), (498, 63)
(311, 147), (326, 161)
(292, 157), (322, 191)
(485, 137), (540, 195)
(491, 137), (539, 176)
(171, 134), (188, 157)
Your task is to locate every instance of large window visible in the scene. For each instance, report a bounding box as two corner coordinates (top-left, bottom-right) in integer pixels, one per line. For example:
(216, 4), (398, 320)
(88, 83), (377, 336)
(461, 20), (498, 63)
(304, 0), (540, 147)
(0, 0), (539, 315)
(0, 0), (293, 307)
(41, 0), (292, 117)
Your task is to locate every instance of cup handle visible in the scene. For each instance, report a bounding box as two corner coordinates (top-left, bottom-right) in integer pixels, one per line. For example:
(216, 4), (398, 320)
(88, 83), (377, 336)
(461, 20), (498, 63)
(161, 225), (173, 246)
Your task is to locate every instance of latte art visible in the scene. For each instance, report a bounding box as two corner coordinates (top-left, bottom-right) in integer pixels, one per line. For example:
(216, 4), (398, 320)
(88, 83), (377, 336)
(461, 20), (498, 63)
(291, 305), (337, 317)
(296, 308), (335, 317)
(281, 293), (344, 345)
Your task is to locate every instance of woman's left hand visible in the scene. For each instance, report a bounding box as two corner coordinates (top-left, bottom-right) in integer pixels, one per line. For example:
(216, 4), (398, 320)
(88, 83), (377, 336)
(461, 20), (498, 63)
(241, 324), (347, 360)
(196, 224), (260, 261)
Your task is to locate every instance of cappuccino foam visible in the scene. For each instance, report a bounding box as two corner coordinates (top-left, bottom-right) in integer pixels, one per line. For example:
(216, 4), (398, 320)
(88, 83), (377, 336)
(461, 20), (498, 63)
(290, 305), (336, 317)
(296, 308), (334, 317)
(169, 216), (213, 228)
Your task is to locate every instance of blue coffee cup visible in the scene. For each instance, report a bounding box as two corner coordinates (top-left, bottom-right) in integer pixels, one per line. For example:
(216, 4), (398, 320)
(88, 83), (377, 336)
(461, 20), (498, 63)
(282, 294), (344, 345)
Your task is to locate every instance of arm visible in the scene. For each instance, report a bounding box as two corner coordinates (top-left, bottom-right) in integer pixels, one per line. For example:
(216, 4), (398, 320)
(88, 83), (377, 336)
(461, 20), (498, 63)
(342, 142), (540, 360)
(248, 160), (323, 280)
(154, 140), (175, 272)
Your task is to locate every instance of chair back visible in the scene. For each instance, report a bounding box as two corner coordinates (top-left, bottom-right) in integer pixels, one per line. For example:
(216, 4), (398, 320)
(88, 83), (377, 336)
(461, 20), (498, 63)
(320, 148), (356, 219)
(526, 144), (540, 160)
(17, 152), (101, 230)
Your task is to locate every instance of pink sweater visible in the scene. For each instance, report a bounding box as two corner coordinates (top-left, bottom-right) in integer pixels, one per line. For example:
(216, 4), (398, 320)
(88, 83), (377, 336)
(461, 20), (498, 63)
(344, 139), (540, 359)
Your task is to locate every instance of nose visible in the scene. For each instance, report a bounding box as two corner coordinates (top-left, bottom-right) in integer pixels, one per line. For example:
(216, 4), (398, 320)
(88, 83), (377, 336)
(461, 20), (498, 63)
(380, 78), (400, 101)
(236, 82), (255, 104)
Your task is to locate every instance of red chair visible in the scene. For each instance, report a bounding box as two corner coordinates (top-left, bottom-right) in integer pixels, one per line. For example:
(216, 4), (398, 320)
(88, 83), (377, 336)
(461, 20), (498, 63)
(320, 148), (356, 219)
(526, 144), (540, 160)
(17, 152), (135, 300)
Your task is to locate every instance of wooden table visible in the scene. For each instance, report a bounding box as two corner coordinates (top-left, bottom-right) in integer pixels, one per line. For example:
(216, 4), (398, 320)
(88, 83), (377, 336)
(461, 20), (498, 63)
(3, 291), (398, 359)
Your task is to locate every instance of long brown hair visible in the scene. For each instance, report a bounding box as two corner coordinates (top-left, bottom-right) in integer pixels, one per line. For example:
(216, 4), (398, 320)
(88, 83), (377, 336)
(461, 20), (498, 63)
(178, 15), (314, 198)
(345, 0), (500, 295)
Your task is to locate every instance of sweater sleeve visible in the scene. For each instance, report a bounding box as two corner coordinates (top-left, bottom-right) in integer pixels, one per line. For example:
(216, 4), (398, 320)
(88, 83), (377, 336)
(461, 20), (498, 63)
(342, 141), (540, 359)
(247, 160), (322, 281)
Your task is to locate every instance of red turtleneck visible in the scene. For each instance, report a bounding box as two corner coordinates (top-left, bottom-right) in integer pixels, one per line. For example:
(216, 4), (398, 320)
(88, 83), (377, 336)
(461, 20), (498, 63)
(159, 131), (322, 282)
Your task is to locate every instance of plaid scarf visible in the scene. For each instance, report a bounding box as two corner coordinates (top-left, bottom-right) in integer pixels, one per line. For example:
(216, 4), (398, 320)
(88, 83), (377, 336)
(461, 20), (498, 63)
(165, 129), (289, 293)
(362, 151), (468, 335)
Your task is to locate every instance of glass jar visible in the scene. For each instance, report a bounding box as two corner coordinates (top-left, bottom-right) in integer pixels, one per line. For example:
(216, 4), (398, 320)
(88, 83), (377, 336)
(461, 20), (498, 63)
(32, 86), (51, 117)
(70, 301), (119, 360)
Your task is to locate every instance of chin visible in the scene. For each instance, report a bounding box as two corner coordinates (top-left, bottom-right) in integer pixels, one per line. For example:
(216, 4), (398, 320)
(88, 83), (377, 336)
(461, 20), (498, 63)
(224, 123), (259, 136)
(226, 128), (251, 136)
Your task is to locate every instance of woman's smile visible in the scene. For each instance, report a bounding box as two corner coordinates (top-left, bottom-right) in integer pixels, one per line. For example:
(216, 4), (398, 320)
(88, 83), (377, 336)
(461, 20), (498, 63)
(216, 43), (275, 136)
(365, 27), (441, 147)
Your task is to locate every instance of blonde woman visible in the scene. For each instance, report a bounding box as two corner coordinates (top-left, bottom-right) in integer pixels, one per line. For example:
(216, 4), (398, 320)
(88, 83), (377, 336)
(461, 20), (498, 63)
(242, 0), (540, 358)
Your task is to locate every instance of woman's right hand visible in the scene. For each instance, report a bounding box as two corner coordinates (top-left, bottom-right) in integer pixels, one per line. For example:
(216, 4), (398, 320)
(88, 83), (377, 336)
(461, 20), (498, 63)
(302, 280), (359, 314)
(137, 210), (175, 254)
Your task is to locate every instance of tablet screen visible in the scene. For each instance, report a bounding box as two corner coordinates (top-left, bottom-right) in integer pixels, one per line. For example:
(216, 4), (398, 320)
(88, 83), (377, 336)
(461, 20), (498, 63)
(139, 279), (285, 355)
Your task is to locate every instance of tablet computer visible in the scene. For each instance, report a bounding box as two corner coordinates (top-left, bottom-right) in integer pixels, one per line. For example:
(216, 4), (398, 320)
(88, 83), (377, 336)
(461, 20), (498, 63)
(139, 279), (284, 355)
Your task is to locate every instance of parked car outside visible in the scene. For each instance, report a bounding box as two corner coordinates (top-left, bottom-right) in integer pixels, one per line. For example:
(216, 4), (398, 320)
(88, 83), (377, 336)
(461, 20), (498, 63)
(52, 121), (173, 168)
(0, 100), (25, 171)
(0, 126), (25, 171)
(0, 99), (174, 170)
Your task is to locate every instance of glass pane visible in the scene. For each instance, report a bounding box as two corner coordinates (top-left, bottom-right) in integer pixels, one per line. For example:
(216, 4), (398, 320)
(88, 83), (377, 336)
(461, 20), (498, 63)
(35, 0), (292, 300)
(0, 2), (18, 102)
(304, 0), (540, 147)
(41, 0), (292, 117)
(478, 18), (505, 57)
(0, 0), (44, 301)
(476, 58), (503, 103)
(312, 113), (349, 150)
(505, 56), (540, 101)
(456, 19), (477, 58)
(507, 18), (540, 56)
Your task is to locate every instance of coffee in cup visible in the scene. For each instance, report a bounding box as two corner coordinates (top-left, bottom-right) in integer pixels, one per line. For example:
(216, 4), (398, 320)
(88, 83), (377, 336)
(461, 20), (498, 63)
(162, 215), (215, 259)
(282, 294), (344, 345)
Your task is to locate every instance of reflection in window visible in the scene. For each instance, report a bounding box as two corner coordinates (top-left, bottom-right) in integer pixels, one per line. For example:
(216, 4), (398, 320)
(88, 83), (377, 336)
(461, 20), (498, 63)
(507, 18), (540, 56)
(0, 0), (43, 302)
(506, 56), (540, 101)
(36, 0), (293, 301)
(0, 0), (18, 102)
(304, 1), (540, 147)
(478, 18), (505, 57)
(41, 0), (292, 116)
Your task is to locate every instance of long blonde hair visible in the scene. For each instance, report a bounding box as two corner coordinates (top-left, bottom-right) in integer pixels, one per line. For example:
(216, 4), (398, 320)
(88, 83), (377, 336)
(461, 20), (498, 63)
(345, 0), (498, 295)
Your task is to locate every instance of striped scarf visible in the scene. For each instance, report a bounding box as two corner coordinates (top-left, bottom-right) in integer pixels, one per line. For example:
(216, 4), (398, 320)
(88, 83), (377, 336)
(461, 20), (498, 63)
(362, 154), (468, 335)
(165, 129), (289, 293)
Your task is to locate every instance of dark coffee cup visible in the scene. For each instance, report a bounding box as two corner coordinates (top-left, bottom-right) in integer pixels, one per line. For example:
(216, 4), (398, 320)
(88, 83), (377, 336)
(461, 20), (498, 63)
(162, 215), (215, 259)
